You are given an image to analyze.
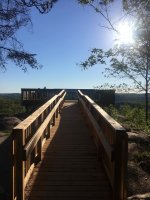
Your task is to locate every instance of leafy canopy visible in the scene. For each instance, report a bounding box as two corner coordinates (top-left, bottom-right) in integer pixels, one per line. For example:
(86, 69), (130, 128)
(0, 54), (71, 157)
(80, 0), (150, 92)
(0, 0), (58, 72)
(79, 0), (150, 122)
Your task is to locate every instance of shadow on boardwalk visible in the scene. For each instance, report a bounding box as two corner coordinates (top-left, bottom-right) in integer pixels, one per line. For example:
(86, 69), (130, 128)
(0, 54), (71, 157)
(25, 101), (112, 200)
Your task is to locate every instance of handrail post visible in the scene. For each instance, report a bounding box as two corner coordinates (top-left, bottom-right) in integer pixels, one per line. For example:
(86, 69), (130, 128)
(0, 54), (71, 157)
(46, 122), (51, 139)
(11, 133), (15, 200)
(52, 100), (56, 126)
(37, 137), (42, 162)
(56, 97), (59, 118)
(60, 93), (65, 112)
(113, 130), (128, 200)
(15, 128), (25, 200)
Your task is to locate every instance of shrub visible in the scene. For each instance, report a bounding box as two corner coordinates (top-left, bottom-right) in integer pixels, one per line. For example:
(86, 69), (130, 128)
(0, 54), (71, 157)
(0, 96), (25, 116)
(132, 151), (150, 163)
(104, 104), (150, 135)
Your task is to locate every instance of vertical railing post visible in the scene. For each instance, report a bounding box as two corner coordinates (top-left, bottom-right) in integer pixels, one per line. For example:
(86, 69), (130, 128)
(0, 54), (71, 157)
(37, 137), (42, 162)
(58, 103), (61, 114)
(113, 130), (128, 200)
(11, 133), (16, 200)
(46, 122), (51, 139)
(59, 94), (63, 113)
(56, 97), (59, 118)
(52, 100), (56, 126)
(15, 128), (25, 200)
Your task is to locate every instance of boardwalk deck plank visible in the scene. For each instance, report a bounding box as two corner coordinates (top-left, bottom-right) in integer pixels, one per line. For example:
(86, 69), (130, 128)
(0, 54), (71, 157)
(25, 101), (112, 200)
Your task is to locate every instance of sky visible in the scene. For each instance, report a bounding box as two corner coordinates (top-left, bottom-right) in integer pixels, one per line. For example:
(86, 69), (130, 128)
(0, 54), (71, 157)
(0, 0), (123, 93)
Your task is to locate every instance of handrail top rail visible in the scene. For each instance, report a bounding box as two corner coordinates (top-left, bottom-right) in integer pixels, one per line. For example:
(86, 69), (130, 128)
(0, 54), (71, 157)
(78, 90), (125, 132)
(23, 92), (66, 160)
(21, 88), (62, 91)
(14, 90), (65, 130)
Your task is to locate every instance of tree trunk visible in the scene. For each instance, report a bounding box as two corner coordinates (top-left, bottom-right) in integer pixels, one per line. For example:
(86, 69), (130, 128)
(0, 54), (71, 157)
(145, 56), (149, 124)
(145, 91), (148, 123)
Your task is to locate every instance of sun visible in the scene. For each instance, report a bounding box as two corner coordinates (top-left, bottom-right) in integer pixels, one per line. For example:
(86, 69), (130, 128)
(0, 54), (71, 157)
(116, 21), (134, 44)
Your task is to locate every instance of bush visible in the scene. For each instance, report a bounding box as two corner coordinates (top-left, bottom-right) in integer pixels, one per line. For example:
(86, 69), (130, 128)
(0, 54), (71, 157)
(104, 104), (150, 135)
(0, 96), (25, 116)
(132, 151), (150, 163)
(104, 104), (119, 121)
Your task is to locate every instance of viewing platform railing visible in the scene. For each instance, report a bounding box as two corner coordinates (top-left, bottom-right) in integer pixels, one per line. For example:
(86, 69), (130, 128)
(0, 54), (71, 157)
(11, 90), (66, 200)
(78, 90), (128, 200)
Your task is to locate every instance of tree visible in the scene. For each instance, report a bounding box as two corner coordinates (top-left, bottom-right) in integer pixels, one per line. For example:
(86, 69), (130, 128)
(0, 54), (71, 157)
(78, 0), (150, 31)
(0, 0), (58, 72)
(78, 0), (118, 32)
(79, 0), (150, 122)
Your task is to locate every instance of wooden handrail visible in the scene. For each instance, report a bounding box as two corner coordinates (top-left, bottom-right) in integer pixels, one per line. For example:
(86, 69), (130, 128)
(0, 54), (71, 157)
(21, 88), (61, 100)
(11, 90), (66, 200)
(78, 90), (128, 200)
(23, 94), (65, 160)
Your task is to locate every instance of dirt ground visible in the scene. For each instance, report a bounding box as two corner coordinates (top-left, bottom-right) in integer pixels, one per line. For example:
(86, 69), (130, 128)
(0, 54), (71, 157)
(127, 132), (150, 200)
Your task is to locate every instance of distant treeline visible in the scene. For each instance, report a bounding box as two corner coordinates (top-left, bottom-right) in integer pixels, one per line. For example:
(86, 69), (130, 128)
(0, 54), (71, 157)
(115, 93), (150, 105)
(0, 92), (150, 114)
(0, 93), (21, 100)
(0, 93), (25, 116)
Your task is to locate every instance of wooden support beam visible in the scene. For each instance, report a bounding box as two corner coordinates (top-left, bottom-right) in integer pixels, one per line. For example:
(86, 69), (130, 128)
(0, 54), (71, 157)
(15, 129), (25, 200)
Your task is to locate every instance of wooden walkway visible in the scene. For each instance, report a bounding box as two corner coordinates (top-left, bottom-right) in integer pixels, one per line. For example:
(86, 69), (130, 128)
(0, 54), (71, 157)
(25, 101), (112, 200)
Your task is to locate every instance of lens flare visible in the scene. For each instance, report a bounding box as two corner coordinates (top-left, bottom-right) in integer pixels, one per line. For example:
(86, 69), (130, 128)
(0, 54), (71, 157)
(116, 21), (134, 44)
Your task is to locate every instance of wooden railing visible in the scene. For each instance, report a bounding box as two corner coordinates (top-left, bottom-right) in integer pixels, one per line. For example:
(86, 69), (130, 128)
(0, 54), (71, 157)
(78, 90), (128, 200)
(21, 88), (61, 101)
(11, 90), (66, 200)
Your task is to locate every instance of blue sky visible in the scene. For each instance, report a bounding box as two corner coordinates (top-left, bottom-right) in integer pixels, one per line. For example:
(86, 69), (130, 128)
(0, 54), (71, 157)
(0, 0), (122, 93)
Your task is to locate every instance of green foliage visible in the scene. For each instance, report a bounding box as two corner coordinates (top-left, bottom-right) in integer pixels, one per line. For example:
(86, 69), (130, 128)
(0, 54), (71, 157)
(94, 83), (140, 93)
(104, 104), (150, 134)
(78, 0), (91, 4)
(0, 0), (58, 71)
(79, 0), (150, 122)
(80, 48), (106, 69)
(78, 0), (114, 5)
(122, 0), (150, 13)
(132, 151), (150, 163)
(7, 50), (42, 72)
(80, 44), (150, 92)
(104, 104), (119, 121)
(120, 105), (145, 126)
(0, 96), (25, 116)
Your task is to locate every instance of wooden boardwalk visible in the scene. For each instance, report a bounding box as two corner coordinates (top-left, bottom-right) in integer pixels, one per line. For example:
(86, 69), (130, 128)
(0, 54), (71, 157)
(25, 101), (112, 200)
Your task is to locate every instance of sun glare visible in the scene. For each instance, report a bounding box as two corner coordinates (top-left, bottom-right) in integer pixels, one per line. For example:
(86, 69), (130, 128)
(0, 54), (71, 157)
(116, 21), (134, 45)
